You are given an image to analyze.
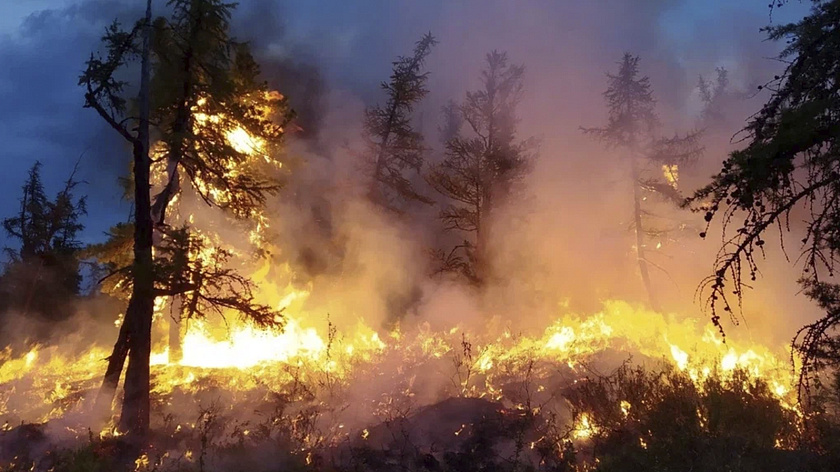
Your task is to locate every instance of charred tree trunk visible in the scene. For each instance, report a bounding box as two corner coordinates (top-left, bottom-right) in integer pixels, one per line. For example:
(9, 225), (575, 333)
(118, 0), (155, 439)
(631, 158), (659, 311)
(168, 296), (183, 364)
(369, 106), (396, 205)
(95, 313), (131, 414)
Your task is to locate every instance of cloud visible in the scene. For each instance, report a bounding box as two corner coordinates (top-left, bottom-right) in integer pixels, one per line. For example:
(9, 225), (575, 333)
(0, 0), (144, 246)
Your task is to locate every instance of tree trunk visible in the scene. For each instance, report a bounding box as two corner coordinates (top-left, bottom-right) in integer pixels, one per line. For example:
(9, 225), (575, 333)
(95, 312), (131, 415)
(631, 159), (659, 311)
(118, 0), (155, 440)
(168, 296), (183, 364)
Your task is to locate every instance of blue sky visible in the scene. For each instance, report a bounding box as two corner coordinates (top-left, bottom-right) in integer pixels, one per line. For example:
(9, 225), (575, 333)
(0, 0), (811, 249)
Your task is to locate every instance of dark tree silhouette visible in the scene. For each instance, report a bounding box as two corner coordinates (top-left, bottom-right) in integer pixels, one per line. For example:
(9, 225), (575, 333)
(81, 0), (290, 438)
(364, 33), (437, 212)
(149, 0), (292, 224)
(80, 0), (155, 438)
(698, 66), (732, 128)
(0, 161), (86, 343)
(427, 51), (534, 284)
(686, 1), (840, 395)
(584, 53), (703, 311)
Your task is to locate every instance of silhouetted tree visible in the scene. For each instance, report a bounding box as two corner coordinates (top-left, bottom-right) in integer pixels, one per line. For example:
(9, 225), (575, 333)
(686, 0), (840, 397)
(81, 0), (289, 438)
(364, 33), (437, 211)
(427, 51), (534, 284)
(80, 0), (155, 437)
(0, 162), (86, 343)
(584, 54), (703, 311)
(698, 66), (732, 128)
(438, 99), (462, 146)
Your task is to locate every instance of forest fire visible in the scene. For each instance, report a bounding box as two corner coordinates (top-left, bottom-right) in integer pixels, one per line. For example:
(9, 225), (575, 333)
(5, 0), (840, 470)
(0, 300), (798, 430)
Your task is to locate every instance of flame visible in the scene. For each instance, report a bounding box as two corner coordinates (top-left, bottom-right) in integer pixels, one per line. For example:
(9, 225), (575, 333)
(0, 298), (801, 459)
(573, 413), (596, 440)
(662, 164), (679, 188)
(177, 320), (326, 369)
(0, 83), (805, 467)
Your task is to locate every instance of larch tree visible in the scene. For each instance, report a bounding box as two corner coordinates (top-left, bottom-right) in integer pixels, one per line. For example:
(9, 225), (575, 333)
(427, 51), (534, 284)
(583, 53), (703, 311)
(686, 0), (840, 395)
(80, 0), (291, 438)
(146, 0), (291, 363)
(0, 161), (86, 345)
(364, 33), (437, 212)
(80, 0), (155, 438)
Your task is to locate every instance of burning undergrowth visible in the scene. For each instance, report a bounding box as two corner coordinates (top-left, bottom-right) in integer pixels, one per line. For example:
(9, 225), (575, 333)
(0, 299), (805, 471)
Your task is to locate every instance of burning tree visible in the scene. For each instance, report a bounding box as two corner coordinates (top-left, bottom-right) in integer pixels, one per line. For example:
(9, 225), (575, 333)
(687, 0), (840, 395)
(363, 33), (437, 212)
(583, 53), (703, 311)
(0, 162), (86, 345)
(80, 0), (291, 438)
(427, 51), (535, 284)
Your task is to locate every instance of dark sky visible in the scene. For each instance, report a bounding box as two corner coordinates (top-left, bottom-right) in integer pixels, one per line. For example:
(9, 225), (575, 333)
(0, 0), (810, 248)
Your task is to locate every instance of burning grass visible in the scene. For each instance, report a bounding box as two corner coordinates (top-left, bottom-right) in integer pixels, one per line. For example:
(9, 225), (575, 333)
(1, 300), (819, 471)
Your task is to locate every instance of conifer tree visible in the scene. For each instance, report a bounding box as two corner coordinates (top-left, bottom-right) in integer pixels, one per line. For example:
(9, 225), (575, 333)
(80, 0), (290, 437)
(0, 161), (86, 340)
(364, 33), (437, 211)
(584, 54), (703, 311)
(698, 66), (733, 129)
(686, 0), (840, 393)
(427, 51), (534, 284)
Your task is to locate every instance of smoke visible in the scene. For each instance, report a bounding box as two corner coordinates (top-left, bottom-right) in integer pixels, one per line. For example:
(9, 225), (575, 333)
(0, 2), (823, 458)
(217, 0), (818, 350)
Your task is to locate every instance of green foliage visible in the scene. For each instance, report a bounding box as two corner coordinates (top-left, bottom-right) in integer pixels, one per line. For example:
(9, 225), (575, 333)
(84, 0), (290, 332)
(364, 32), (437, 211)
(150, 0), (294, 222)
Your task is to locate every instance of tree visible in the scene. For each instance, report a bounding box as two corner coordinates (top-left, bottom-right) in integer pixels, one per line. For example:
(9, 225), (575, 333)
(698, 66), (732, 128)
(81, 0), (290, 438)
(145, 0), (291, 364)
(149, 0), (291, 224)
(364, 33), (437, 212)
(686, 0), (840, 395)
(0, 161), (86, 343)
(80, 0), (155, 438)
(427, 51), (534, 284)
(584, 54), (703, 311)
(438, 99), (463, 145)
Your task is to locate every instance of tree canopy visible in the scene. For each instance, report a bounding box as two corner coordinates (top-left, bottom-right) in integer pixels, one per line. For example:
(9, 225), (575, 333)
(584, 53), (703, 311)
(364, 32), (437, 212)
(427, 51), (534, 284)
(0, 162), (86, 344)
